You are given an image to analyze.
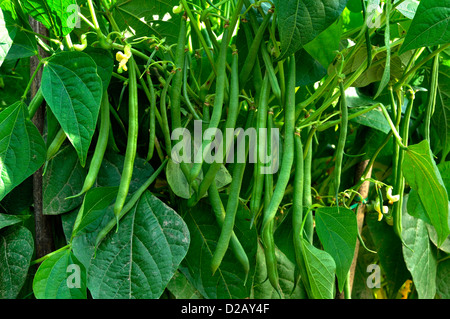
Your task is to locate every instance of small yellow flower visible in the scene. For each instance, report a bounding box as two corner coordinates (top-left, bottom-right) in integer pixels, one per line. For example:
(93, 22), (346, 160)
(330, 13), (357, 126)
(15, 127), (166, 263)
(374, 197), (388, 221)
(116, 45), (132, 73)
(386, 186), (400, 204)
(398, 279), (413, 299)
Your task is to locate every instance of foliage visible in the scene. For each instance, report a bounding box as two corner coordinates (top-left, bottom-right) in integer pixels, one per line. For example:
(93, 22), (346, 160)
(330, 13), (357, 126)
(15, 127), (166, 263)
(0, 0), (449, 299)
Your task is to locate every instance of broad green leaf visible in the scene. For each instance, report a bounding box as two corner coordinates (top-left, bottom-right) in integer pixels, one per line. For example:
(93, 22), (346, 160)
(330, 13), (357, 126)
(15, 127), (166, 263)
(396, 0), (419, 20)
(294, 49), (327, 86)
(88, 191), (190, 299)
(0, 213), (30, 230)
(33, 248), (87, 299)
(84, 47), (114, 89)
(366, 212), (410, 296)
(301, 238), (336, 299)
(71, 186), (118, 238)
(315, 206), (358, 292)
(402, 196), (437, 299)
(275, 0), (348, 60)
(436, 258), (450, 299)
(181, 198), (257, 299)
(111, 0), (181, 45)
(304, 18), (342, 68)
(252, 242), (307, 299)
(166, 159), (232, 199)
(0, 101), (46, 201)
(4, 29), (38, 61)
(431, 65), (450, 158)
(0, 226), (34, 298)
(0, 0), (18, 67)
(399, 0), (450, 54)
(21, 0), (77, 37)
(403, 140), (450, 246)
(96, 152), (155, 193)
(43, 145), (86, 215)
(166, 270), (203, 299)
(41, 51), (103, 167)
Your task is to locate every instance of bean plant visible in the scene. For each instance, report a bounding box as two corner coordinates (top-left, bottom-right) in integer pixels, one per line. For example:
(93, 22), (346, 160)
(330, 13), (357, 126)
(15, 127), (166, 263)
(0, 0), (449, 299)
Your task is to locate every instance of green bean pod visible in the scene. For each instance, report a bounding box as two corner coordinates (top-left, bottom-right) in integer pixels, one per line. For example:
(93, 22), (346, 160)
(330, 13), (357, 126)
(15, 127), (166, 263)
(334, 80), (348, 206)
(68, 91), (110, 199)
(189, 47), (239, 206)
(208, 183), (250, 281)
(239, 8), (272, 86)
(146, 72), (157, 161)
(211, 104), (255, 274)
(261, 43), (281, 101)
(113, 55), (139, 226)
(189, 28), (229, 184)
(250, 73), (270, 218)
(170, 15), (187, 130)
(261, 55), (296, 231)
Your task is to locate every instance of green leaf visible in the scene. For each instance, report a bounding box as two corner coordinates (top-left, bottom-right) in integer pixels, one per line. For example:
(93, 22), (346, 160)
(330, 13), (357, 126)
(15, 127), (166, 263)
(252, 242), (307, 299)
(181, 198), (257, 299)
(399, 0), (450, 54)
(403, 140), (450, 246)
(436, 258), (450, 299)
(166, 159), (232, 199)
(111, 0), (181, 45)
(0, 213), (30, 230)
(96, 152), (155, 193)
(71, 186), (118, 238)
(396, 0), (419, 20)
(304, 18), (343, 68)
(0, 101), (46, 201)
(294, 49), (327, 86)
(33, 248), (87, 299)
(0, 226), (34, 298)
(84, 47), (114, 89)
(402, 196), (437, 299)
(275, 0), (348, 60)
(366, 212), (410, 296)
(88, 191), (190, 299)
(41, 51), (103, 167)
(166, 270), (203, 299)
(315, 206), (358, 292)
(21, 0), (77, 37)
(431, 65), (450, 158)
(43, 145), (86, 215)
(300, 238), (336, 299)
(0, 0), (18, 67)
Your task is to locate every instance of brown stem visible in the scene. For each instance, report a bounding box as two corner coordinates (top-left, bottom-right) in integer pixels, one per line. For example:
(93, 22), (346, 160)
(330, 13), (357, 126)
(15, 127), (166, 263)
(29, 18), (54, 260)
(348, 159), (373, 294)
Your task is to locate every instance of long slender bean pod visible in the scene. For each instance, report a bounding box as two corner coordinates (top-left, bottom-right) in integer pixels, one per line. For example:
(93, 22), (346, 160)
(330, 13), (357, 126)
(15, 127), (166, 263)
(189, 28), (229, 184)
(189, 47), (239, 205)
(239, 3), (272, 85)
(146, 72), (157, 161)
(261, 55), (296, 231)
(393, 89), (415, 241)
(68, 91), (110, 198)
(113, 55), (138, 226)
(303, 128), (314, 244)
(208, 183), (250, 281)
(334, 80), (348, 206)
(250, 73), (270, 218)
(170, 14), (187, 130)
(211, 105), (255, 274)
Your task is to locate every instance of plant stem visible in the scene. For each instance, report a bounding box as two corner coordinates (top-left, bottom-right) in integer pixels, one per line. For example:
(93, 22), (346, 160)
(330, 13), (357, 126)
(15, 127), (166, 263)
(21, 60), (44, 101)
(30, 244), (71, 265)
(424, 53), (440, 144)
